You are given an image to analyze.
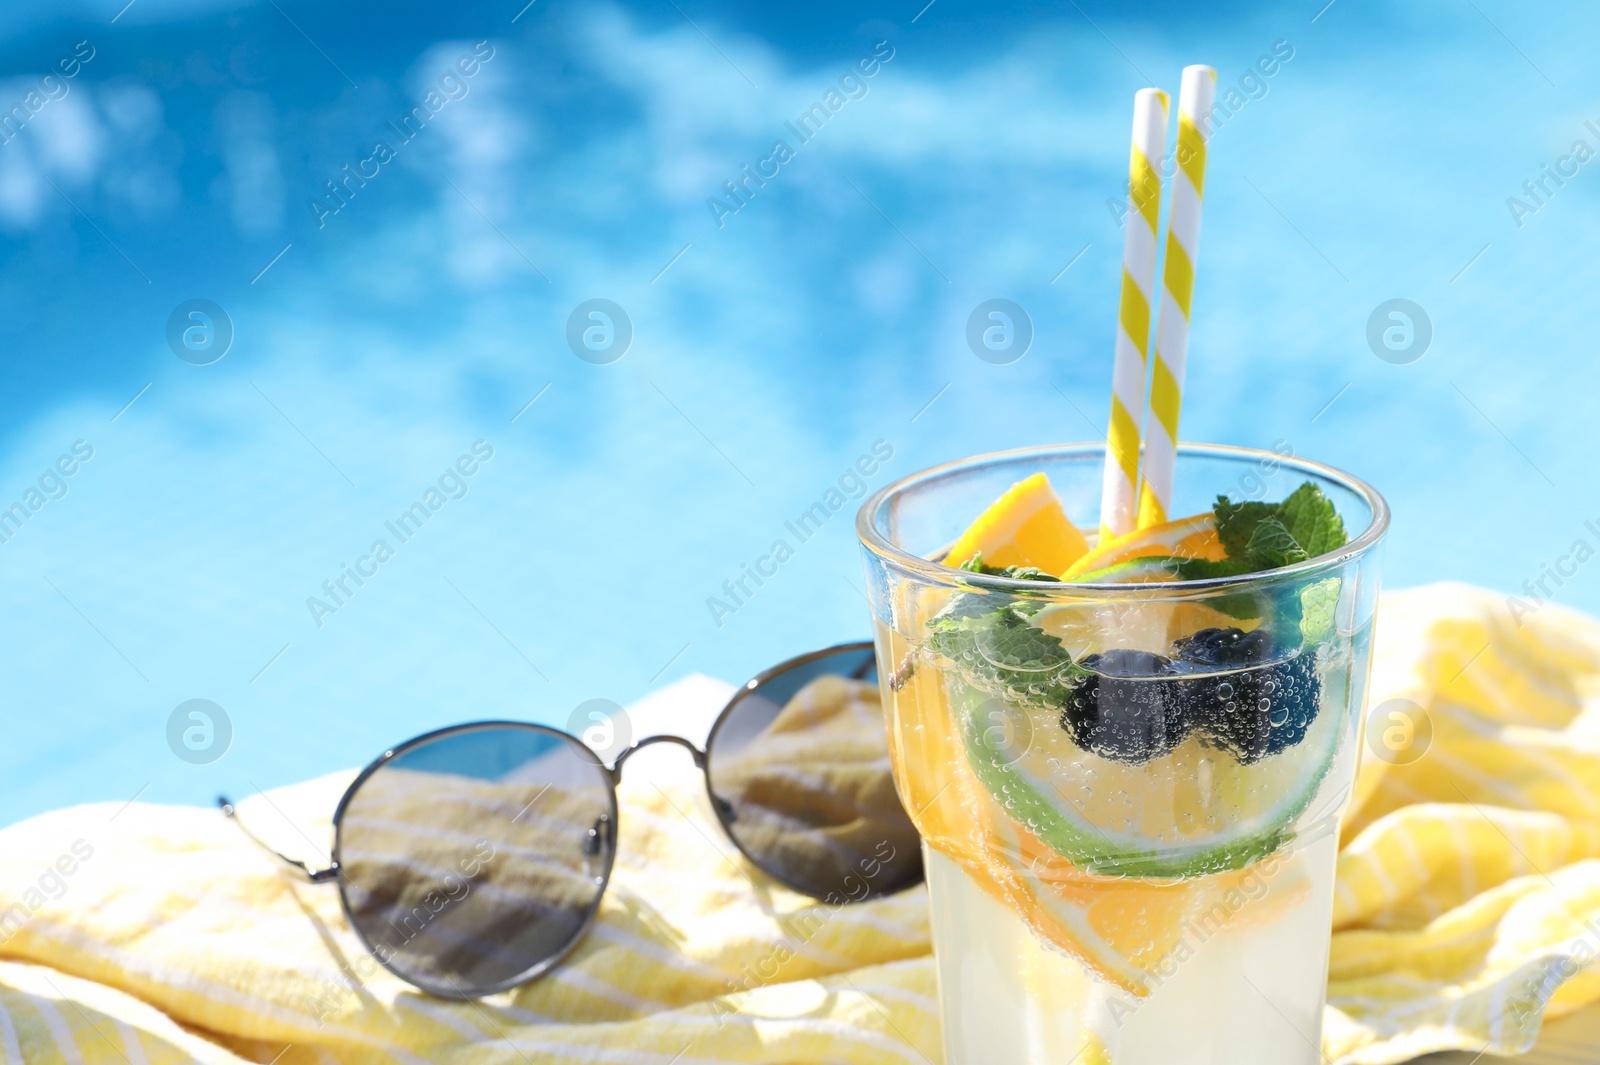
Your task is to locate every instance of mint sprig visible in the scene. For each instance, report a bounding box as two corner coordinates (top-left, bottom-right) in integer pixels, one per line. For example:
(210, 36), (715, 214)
(1068, 481), (1349, 644)
(925, 556), (1083, 710)
(1213, 482), (1346, 572)
(1174, 482), (1347, 641)
(1276, 482), (1349, 558)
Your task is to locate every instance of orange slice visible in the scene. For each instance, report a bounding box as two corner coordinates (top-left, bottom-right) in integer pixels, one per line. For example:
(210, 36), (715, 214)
(1061, 510), (1223, 580)
(943, 473), (1090, 574)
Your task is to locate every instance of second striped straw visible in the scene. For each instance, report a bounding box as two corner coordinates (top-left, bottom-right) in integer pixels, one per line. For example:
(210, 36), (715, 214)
(1098, 87), (1169, 542)
(1138, 65), (1217, 530)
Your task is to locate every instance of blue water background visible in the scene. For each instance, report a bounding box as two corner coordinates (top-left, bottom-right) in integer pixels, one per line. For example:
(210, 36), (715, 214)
(0, 0), (1595, 825)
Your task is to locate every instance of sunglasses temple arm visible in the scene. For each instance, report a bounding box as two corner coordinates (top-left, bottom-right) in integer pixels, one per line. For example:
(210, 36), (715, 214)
(216, 795), (340, 884)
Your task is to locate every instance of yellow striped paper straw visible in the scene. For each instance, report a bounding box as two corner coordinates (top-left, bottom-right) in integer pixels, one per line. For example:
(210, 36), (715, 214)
(1099, 87), (1170, 542)
(1137, 65), (1216, 529)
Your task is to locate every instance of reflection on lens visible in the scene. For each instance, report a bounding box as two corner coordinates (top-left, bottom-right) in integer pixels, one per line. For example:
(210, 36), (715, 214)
(335, 724), (615, 996)
(706, 644), (923, 901)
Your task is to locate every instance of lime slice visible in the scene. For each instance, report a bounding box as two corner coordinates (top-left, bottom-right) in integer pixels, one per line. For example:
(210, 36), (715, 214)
(951, 654), (1344, 878)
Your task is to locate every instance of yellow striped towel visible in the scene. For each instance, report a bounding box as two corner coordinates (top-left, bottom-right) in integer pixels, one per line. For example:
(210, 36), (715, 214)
(1327, 583), (1600, 1063)
(0, 584), (1596, 1065)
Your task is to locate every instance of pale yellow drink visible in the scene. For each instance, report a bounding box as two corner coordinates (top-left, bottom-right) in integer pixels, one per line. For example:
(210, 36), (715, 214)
(858, 445), (1388, 1065)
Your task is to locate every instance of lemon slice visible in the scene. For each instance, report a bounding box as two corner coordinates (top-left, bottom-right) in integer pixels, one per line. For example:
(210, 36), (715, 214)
(1061, 511), (1223, 580)
(944, 473), (1090, 574)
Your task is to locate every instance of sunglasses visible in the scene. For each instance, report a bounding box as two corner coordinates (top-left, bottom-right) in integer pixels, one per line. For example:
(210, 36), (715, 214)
(219, 641), (923, 999)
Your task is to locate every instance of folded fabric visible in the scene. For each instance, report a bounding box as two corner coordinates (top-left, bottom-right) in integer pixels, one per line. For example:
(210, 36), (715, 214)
(1326, 584), (1600, 1063)
(0, 583), (1594, 1065)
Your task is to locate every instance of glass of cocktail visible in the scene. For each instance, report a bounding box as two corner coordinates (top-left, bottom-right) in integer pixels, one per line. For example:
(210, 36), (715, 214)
(857, 442), (1387, 1065)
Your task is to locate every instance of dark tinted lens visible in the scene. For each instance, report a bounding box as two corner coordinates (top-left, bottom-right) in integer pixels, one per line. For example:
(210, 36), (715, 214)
(336, 724), (615, 996)
(705, 644), (922, 901)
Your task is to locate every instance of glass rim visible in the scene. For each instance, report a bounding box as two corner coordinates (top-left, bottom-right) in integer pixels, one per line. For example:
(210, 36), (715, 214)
(855, 441), (1390, 595)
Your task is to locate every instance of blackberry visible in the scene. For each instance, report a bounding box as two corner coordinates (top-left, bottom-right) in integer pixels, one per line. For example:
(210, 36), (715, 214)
(1056, 630), (1324, 766)
(1173, 627), (1274, 667)
(1174, 628), (1322, 764)
(1060, 649), (1193, 763)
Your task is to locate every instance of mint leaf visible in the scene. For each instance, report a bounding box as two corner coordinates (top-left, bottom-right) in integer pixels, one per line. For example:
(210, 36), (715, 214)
(973, 610), (1073, 673)
(1298, 578), (1341, 643)
(1276, 482), (1346, 560)
(926, 566), (1081, 710)
(1214, 483), (1344, 572)
(1213, 497), (1279, 560)
(960, 553), (1060, 583)
(1204, 481), (1352, 644)
(1243, 517), (1309, 569)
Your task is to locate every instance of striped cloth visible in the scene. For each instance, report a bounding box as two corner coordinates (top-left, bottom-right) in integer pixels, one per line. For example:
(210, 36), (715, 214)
(0, 584), (1597, 1065)
(1327, 583), (1600, 1063)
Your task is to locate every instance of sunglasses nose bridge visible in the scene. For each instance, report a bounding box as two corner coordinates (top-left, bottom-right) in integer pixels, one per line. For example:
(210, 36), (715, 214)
(609, 734), (706, 781)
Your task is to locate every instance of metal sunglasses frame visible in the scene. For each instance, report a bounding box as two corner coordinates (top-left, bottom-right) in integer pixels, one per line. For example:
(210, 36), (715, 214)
(219, 639), (919, 1000)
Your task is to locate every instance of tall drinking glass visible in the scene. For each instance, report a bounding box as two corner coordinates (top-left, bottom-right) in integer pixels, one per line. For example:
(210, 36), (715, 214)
(856, 444), (1388, 1065)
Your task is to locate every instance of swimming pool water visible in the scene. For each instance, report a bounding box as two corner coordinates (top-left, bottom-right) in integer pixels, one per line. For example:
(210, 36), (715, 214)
(0, 0), (1595, 825)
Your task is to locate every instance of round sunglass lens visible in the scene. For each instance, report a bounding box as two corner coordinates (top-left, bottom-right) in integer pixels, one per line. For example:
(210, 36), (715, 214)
(336, 724), (615, 997)
(705, 645), (922, 901)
